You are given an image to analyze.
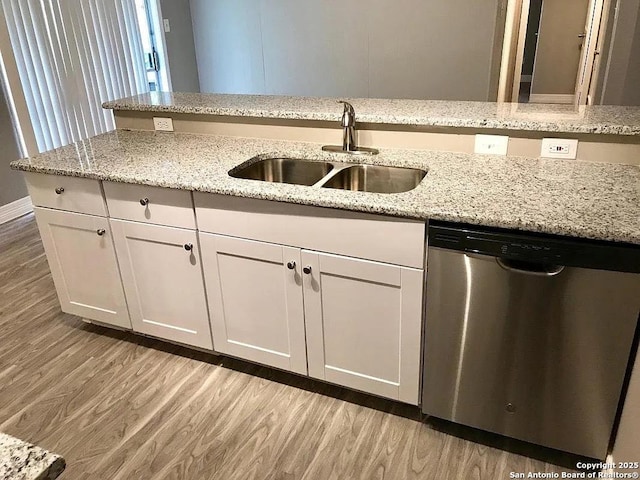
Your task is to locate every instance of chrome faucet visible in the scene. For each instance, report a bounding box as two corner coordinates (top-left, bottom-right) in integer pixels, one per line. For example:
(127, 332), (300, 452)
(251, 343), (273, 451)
(322, 101), (378, 155)
(339, 100), (356, 151)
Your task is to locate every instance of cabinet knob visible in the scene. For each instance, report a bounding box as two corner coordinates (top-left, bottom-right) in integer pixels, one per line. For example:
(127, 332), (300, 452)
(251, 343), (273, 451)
(287, 261), (296, 270)
(184, 243), (193, 252)
(96, 229), (106, 236)
(55, 187), (65, 195)
(303, 266), (312, 275)
(139, 198), (149, 206)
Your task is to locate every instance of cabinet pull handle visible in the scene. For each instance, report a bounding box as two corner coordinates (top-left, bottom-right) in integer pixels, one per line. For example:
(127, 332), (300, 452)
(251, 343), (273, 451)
(287, 261), (296, 270)
(55, 187), (65, 195)
(184, 243), (193, 252)
(140, 198), (149, 206)
(96, 229), (106, 236)
(303, 266), (312, 275)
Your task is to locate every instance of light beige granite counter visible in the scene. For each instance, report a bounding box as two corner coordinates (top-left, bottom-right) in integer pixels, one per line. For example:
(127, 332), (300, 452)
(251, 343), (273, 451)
(0, 433), (65, 480)
(103, 92), (640, 136)
(10, 130), (640, 245)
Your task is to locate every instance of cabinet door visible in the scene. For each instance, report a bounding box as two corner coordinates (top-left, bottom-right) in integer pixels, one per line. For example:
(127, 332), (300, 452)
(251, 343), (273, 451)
(110, 219), (212, 350)
(199, 234), (307, 374)
(302, 251), (423, 404)
(34, 207), (130, 329)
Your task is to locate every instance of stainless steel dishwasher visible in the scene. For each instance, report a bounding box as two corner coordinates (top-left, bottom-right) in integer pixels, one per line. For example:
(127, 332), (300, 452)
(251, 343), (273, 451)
(422, 222), (640, 460)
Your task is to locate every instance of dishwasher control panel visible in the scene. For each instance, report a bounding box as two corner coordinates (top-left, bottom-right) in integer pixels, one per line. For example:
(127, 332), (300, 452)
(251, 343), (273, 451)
(428, 222), (640, 273)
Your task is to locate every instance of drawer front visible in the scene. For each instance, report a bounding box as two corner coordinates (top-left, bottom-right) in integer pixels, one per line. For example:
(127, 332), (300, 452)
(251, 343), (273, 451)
(25, 172), (106, 216)
(194, 193), (425, 269)
(103, 182), (195, 229)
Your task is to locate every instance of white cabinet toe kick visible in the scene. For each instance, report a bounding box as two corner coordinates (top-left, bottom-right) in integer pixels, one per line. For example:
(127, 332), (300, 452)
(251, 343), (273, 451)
(25, 172), (426, 405)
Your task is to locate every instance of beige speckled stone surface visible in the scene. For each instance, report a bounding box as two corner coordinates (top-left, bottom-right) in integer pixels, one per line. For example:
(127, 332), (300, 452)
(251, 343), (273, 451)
(103, 92), (640, 136)
(10, 130), (640, 244)
(0, 433), (65, 480)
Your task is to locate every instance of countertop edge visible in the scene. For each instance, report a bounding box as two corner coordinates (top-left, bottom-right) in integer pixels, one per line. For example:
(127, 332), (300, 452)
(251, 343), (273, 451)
(12, 159), (640, 246)
(101, 94), (640, 137)
(102, 102), (640, 136)
(0, 433), (66, 480)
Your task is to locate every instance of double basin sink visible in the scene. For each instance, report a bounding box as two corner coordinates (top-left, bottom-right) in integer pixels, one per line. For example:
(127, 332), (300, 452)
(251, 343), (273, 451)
(230, 157), (427, 194)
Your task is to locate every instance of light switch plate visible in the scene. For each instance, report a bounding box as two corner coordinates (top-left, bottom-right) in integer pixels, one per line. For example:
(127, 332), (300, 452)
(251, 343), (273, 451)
(474, 134), (509, 155)
(163, 18), (171, 33)
(541, 138), (578, 159)
(153, 117), (174, 132)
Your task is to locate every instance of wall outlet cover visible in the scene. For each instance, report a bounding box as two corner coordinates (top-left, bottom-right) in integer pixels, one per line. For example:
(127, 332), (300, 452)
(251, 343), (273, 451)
(541, 138), (578, 159)
(474, 134), (509, 155)
(153, 117), (174, 132)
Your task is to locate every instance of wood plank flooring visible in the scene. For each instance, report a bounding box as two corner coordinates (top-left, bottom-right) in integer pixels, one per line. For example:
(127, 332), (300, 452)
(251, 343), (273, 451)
(0, 214), (578, 479)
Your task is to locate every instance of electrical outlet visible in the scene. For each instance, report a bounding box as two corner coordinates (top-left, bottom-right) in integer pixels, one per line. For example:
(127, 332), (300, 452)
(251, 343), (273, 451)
(474, 134), (509, 155)
(541, 138), (578, 159)
(153, 117), (174, 132)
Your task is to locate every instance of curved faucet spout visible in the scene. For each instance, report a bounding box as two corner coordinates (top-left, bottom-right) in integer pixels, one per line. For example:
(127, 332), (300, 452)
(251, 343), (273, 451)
(338, 101), (356, 150)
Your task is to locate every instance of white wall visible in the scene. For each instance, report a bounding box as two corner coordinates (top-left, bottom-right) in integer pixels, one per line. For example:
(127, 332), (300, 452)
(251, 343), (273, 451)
(189, 0), (503, 100)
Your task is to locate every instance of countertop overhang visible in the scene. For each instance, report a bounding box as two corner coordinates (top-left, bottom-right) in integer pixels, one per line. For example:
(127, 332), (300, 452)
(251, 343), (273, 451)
(103, 92), (640, 136)
(10, 130), (640, 245)
(0, 433), (65, 480)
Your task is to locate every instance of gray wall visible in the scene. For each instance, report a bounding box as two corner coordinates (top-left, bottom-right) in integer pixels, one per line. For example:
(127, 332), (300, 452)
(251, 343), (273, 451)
(595, 0), (640, 105)
(160, 0), (200, 92)
(531, 0), (590, 95)
(189, 0), (503, 101)
(0, 86), (27, 207)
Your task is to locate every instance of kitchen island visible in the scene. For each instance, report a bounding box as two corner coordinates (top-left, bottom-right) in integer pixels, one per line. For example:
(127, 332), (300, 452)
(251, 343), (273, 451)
(8, 92), (640, 464)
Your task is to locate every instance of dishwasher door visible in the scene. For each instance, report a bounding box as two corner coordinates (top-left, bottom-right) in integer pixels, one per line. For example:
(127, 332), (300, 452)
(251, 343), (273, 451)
(422, 246), (640, 459)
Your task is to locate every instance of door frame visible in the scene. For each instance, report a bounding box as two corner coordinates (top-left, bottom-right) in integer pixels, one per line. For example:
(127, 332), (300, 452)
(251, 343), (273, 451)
(575, 0), (607, 105)
(586, 0), (612, 104)
(510, 0), (532, 103)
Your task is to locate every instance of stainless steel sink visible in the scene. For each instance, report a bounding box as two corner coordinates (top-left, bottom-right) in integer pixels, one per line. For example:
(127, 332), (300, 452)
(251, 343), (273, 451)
(321, 164), (427, 194)
(230, 158), (333, 186)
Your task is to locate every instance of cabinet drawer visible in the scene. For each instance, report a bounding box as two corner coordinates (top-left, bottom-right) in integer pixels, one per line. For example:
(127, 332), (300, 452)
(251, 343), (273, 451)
(194, 193), (425, 269)
(25, 172), (106, 216)
(103, 182), (195, 229)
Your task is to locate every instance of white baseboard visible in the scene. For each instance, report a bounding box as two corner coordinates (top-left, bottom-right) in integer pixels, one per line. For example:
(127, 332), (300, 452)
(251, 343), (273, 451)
(0, 196), (33, 225)
(529, 94), (575, 104)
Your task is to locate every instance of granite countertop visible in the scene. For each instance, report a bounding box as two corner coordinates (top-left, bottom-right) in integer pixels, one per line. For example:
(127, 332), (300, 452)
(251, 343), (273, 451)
(103, 92), (640, 136)
(0, 433), (65, 480)
(10, 130), (640, 245)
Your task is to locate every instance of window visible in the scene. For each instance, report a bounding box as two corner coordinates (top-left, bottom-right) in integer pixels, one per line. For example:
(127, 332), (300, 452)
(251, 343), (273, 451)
(1, 0), (150, 152)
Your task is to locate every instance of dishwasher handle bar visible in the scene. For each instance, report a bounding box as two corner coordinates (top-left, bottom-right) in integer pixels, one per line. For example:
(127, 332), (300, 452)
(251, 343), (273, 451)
(496, 257), (565, 277)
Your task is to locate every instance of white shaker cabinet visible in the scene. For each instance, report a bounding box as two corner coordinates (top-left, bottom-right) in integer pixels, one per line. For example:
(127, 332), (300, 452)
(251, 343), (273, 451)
(110, 219), (213, 350)
(199, 234), (307, 375)
(302, 251), (423, 404)
(199, 231), (423, 404)
(34, 207), (131, 329)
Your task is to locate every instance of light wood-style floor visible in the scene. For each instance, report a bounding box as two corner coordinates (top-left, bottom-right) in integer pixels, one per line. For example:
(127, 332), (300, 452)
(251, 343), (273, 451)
(0, 214), (577, 479)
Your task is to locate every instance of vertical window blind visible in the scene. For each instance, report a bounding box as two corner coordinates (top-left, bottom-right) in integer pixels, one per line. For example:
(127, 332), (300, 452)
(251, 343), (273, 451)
(1, 0), (149, 152)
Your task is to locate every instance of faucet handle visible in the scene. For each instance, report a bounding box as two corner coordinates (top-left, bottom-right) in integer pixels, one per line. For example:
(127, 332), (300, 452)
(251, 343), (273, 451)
(338, 100), (355, 127)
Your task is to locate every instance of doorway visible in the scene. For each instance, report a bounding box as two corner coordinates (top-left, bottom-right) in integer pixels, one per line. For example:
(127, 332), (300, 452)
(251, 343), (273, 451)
(501, 0), (605, 104)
